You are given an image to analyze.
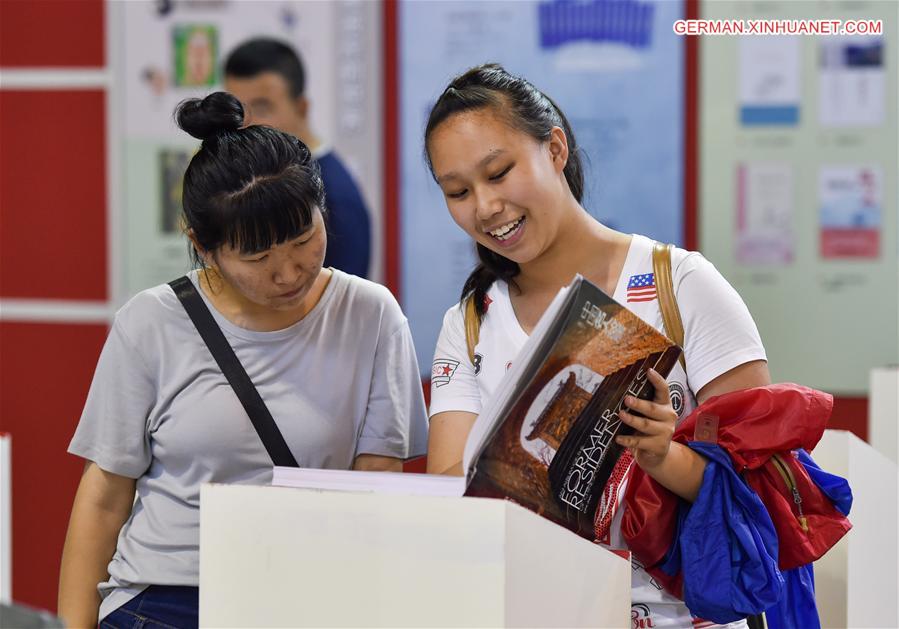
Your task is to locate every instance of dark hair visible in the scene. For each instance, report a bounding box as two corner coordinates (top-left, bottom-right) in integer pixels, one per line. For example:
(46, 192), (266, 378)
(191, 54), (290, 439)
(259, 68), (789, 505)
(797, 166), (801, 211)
(423, 63), (585, 320)
(224, 38), (306, 98)
(175, 91), (325, 264)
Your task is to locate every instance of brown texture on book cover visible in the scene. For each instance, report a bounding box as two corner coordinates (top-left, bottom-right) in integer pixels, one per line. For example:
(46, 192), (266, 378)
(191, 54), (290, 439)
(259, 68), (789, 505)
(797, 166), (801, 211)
(526, 372), (592, 450)
(565, 309), (673, 374)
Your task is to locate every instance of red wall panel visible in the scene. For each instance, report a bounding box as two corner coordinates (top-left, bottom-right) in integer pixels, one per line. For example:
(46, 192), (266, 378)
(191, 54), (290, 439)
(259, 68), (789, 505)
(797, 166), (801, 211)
(0, 0), (104, 68)
(0, 90), (107, 300)
(0, 321), (108, 612)
(829, 395), (868, 442)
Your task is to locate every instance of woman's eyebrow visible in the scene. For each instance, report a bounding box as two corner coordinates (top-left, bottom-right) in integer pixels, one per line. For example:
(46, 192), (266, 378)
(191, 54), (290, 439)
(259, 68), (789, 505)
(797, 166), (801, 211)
(436, 149), (507, 184)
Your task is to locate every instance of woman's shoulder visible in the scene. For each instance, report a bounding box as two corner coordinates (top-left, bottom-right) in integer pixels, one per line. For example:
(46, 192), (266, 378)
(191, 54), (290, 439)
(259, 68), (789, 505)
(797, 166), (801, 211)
(332, 270), (397, 306)
(443, 281), (507, 323)
(629, 233), (713, 283)
(330, 270), (407, 328)
(113, 279), (184, 331)
(436, 282), (510, 349)
(439, 300), (465, 337)
(99, 279), (190, 365)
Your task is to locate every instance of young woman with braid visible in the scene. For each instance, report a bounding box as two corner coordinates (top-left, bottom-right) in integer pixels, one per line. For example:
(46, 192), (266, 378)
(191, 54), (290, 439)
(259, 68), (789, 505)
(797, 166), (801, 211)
(424, 64), (769, 628)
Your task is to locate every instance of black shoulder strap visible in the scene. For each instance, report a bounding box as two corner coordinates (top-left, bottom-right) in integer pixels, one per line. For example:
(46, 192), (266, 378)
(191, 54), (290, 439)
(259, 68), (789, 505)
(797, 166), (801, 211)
(168, 275), (299, 467)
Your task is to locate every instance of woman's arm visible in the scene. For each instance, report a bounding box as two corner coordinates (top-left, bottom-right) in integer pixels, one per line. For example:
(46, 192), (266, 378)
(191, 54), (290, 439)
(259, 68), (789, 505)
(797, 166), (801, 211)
(426, 411), (477, 476)
(353, 454), (404, 472)
(58, 462), (136, 628)
(696, 359), (770, 405)
(618, 362), (771, 502)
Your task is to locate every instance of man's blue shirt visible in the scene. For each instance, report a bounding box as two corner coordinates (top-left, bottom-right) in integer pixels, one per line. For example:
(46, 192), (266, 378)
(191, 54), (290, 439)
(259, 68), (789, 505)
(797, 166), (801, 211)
(317, 151), (371, 278)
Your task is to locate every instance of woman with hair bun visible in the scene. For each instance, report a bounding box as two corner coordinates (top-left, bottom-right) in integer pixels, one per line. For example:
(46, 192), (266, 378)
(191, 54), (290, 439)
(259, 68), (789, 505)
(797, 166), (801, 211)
(58, 92), (427, 627)
(425, 64), (770, 627)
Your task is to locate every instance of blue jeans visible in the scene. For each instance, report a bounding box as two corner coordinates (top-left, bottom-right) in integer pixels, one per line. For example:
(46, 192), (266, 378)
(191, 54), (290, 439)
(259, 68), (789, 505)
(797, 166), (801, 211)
(99, 585), (198, 629)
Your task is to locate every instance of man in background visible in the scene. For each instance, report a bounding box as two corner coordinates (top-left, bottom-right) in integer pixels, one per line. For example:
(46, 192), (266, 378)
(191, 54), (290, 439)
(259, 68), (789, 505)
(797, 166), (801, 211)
(224, 38), (371, 278)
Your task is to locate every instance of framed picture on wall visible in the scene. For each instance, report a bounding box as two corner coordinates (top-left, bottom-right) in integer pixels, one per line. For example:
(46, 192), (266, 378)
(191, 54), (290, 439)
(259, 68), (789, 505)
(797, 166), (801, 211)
(172, 24), (219, 87)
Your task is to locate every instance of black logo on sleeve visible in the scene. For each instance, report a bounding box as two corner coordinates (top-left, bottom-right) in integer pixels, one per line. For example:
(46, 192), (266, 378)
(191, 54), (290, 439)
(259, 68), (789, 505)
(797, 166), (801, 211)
(473, 353), (482, 375)
(668, 382), (686, 418)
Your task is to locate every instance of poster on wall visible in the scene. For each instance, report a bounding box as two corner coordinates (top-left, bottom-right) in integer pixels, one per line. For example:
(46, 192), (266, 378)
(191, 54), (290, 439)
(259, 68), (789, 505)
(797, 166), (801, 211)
(400, 0), (686, 375)
(735, 163), (794, 266)
(120, 2), (336, 140)
(172, 24), (220, 87)
(819, 36), (885, 128)
(819, 165), (882, 259)
(158, 149), (193, 234)
(738, 36), (801, 127)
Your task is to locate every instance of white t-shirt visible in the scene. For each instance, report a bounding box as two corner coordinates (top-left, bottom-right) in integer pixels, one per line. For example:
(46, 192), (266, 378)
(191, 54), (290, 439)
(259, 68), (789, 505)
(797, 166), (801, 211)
(429, 234), (766, 628)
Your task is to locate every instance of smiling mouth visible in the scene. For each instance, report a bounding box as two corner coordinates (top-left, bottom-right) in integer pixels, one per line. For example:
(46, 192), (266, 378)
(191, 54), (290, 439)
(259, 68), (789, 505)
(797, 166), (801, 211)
(487, 217), (524, 241)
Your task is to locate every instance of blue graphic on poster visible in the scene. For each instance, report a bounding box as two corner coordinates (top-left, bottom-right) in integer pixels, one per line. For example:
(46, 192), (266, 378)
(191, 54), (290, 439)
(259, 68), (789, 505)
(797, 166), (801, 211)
(400, 0), (685, 375)
(738, 36), (801, 127)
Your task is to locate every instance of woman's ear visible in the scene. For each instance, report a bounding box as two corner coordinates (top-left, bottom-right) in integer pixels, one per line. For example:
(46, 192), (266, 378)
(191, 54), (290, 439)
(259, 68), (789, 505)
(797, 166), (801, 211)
(186, 229), (213, 267)
(548, 126), (569, 174)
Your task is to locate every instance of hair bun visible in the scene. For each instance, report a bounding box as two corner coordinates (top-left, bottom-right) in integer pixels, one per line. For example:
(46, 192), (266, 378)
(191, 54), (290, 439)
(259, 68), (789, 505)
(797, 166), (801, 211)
(175, 92), (244, 141)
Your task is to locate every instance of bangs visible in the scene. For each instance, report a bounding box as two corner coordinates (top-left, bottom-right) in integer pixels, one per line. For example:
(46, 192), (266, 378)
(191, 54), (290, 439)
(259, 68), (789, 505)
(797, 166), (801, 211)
(214, 167), (323, 255)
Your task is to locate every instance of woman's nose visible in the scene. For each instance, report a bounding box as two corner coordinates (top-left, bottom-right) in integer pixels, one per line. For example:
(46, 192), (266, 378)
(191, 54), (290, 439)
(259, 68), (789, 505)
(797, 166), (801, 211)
(474, 188), (503, 222)
(273, 256), (302, 285)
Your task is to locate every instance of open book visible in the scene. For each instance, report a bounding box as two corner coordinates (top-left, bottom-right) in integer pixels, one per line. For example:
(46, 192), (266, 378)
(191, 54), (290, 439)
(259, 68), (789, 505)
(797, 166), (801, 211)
(273, 275), (681, 540)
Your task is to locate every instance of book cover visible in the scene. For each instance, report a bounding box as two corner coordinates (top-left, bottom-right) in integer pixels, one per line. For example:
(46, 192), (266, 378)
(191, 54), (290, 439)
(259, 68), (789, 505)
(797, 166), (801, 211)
(463, 277), (681, 539)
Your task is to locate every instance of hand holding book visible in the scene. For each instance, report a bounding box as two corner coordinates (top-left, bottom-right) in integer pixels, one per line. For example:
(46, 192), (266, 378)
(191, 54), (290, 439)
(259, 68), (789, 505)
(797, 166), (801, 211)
(617, 368), (707, 502)
(616, 367), (679, 468)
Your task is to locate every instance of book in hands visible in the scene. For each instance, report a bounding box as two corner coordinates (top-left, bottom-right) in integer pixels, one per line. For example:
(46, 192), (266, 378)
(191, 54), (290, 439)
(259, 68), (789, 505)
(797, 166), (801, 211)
(459, 275), (681, 539)
(273, 275), (681, 541)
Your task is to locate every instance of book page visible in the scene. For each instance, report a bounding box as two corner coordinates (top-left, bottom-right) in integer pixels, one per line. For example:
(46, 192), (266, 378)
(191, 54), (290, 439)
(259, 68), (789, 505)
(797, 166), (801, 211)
(272, 467), (466, 497)
(462, 279), (578, 475)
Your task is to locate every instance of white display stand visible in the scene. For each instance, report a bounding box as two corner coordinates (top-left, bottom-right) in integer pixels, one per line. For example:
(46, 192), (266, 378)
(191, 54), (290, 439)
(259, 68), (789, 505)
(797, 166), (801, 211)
(0, 433), (10, 605)
(812, 429), (898, 628)
(869, 366), (899, 464)
(200, 484), (630, 628)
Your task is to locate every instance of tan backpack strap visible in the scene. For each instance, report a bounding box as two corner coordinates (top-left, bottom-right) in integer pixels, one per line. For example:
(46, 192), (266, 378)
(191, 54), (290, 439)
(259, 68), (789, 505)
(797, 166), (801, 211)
(463, 296), (480, 365)
(652, 242), (687, 371)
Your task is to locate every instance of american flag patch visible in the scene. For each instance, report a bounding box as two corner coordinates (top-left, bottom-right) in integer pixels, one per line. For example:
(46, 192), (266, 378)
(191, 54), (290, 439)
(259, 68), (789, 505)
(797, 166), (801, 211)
(432, 358), (460, 388)
(626, 273), (656, 302)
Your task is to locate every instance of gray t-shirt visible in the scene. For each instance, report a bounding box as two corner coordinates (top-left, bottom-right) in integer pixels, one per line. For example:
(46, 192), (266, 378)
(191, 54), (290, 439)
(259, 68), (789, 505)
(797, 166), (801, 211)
(69, 269), (428, 619)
